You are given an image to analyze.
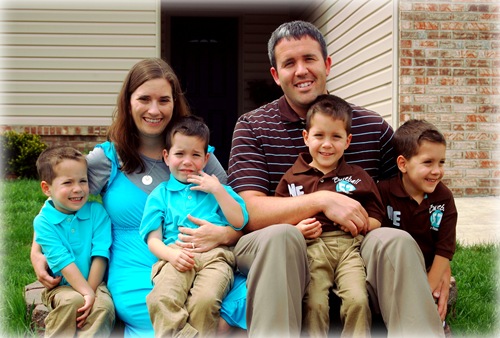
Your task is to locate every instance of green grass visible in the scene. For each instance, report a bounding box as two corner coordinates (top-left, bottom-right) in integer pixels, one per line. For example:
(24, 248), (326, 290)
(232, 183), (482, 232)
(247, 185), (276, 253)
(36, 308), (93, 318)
(1, 179), (45, 337)
(1, 179), (499, 337)
(448, 243), (499, 336)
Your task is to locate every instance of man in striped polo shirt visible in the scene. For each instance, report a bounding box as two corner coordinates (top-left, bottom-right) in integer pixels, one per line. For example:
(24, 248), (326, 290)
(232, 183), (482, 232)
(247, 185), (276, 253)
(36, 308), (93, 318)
(227, 20), (448, 338)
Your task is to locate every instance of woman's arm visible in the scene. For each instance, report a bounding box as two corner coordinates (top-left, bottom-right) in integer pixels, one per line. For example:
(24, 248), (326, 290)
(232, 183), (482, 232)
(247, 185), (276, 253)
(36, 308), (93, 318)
(30, 235), (61, 289)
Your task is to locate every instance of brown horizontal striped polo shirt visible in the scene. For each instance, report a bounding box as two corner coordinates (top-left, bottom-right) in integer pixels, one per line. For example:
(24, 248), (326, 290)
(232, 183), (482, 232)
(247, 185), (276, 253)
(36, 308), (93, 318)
(228, 95), (397, 196)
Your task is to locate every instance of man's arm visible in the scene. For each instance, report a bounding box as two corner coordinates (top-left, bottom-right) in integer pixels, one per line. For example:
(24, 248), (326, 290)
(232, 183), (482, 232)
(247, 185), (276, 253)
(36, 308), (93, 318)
(240, 189), (369, 235)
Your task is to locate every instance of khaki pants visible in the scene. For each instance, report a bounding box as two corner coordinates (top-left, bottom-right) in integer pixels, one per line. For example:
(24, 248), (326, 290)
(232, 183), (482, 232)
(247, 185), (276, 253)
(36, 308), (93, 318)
(146, 245), (234, 338)
(233, 224), (309, 338)
(361, 227), (445, 338)
(303, 231), (370, 338)
(42, 283), (115, 338)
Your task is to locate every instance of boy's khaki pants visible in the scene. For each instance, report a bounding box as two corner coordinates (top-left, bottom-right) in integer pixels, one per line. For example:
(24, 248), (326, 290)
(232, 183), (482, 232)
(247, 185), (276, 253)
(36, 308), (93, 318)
(146, 245), (234, 338)
(303, 231), (370, 338)
(42, 282), (115, 338)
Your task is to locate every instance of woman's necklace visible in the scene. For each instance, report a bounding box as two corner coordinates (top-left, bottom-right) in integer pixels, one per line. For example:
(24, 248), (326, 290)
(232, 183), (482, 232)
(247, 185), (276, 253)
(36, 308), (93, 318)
(142, 159), (158, 186)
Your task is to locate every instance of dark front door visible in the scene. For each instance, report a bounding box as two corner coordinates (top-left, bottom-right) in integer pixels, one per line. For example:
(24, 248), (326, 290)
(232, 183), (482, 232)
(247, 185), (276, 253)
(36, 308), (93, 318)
(171, 17), (238, 170)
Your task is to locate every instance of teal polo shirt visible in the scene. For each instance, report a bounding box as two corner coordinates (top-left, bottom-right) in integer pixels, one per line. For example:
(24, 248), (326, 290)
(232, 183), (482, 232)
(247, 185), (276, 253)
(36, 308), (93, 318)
(140, 176), (248, 245)
(34, 200), (112, 286)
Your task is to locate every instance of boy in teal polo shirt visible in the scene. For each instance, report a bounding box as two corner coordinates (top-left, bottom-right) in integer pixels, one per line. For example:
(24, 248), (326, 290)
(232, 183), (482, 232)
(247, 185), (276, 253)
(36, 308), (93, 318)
(140, 116), (248, 337)
(33, 146), (114, 337)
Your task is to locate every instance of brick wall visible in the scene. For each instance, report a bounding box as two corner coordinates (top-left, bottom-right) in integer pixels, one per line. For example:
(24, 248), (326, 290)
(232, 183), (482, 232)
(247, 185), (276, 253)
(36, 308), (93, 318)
(399, 0), (500, 196)
(0, 125), (108, 154)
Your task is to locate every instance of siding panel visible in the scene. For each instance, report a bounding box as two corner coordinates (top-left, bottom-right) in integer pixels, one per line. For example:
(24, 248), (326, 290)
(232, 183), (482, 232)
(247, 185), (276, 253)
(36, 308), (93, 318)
(1, 0), (159, 126)
(305, 0), (395, 122)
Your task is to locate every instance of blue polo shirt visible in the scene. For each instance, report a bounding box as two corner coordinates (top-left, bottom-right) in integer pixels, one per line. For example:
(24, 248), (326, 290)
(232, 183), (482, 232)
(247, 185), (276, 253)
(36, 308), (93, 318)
(34, 200), (112, 286)
(140, 176), (248, 245)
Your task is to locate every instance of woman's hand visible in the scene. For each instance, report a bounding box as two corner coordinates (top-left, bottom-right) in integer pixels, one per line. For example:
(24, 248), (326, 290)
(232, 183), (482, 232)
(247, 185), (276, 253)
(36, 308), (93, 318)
(177, 215), (242, 253)
(31, 240), (61, 289)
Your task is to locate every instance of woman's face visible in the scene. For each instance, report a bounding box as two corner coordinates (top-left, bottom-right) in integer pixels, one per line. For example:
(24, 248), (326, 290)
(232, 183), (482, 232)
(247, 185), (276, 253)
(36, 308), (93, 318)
(130, 78), (174, 140)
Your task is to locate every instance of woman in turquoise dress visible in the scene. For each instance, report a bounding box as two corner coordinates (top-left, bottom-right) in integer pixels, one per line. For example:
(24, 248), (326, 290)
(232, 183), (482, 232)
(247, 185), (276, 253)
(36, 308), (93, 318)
(31, 58), (246, 337)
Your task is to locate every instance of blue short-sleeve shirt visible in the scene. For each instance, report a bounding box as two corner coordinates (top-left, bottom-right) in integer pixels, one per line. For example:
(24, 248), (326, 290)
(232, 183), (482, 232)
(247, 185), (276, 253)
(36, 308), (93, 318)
(34, 200), (112, 286)
(139, 176), (248, 245)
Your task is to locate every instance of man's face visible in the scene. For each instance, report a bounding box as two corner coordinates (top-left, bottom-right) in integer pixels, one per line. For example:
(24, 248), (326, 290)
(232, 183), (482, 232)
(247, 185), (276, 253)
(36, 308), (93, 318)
(270, 36), (332, 117)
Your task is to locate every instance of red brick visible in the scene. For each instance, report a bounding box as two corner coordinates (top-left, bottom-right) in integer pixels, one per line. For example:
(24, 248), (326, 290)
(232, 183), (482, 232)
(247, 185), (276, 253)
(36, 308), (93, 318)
(464, 188), (493, 195)
(480, 13), (500, 20)
(478, 105), (500, 114)
(466, 115), (488, 122)
(452, 32), (478, 40)
(469, 4), (490, 12)
(415, 22), (439, 30)
(441, 59), (463, 67)
(479, 160), (500, 169)
(427, 31), (452, 39)
(440, 96), (465, 104)
(415, 59), (438, 67)
(441, 22), (465, 30)
(413, 3), (439, 12)
(400, 40), (412, 48)
(400, 104), (425, 112)
(400, 58), (412, 66)
(465, 151), (489, 159)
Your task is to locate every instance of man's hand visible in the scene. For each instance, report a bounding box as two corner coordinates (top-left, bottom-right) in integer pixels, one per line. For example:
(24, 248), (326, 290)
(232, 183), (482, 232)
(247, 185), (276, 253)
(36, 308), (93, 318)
(321, 191), (369, 236)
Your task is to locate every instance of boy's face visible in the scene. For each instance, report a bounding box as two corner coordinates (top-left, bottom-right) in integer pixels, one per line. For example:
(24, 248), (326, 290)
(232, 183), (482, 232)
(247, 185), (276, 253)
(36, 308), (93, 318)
(303, 112), (351, 174)
(41, 159), (89, 214)
(164, 133), (210, 183)
(270, 36), (332, 118)
(397, 140), (446, 201)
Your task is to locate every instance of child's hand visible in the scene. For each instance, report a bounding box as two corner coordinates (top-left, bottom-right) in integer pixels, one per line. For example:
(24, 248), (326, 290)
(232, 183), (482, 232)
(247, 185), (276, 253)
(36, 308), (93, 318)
(170, 249), (195, 272)
(76, 292), (95, 328)
(296, 218), (322, 239)
(188, 171), (222, 194)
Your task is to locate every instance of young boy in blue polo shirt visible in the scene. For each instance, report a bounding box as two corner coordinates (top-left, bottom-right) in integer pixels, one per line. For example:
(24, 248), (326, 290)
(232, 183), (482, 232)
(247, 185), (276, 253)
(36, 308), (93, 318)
(33, 146), (114, 337)
(139, 115), (248, 337)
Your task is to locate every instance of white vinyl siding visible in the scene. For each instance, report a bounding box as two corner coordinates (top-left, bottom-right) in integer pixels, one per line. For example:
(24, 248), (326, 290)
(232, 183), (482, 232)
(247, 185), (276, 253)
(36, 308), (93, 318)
(0, 0), (159, 126)
(304, 0), (396, 123)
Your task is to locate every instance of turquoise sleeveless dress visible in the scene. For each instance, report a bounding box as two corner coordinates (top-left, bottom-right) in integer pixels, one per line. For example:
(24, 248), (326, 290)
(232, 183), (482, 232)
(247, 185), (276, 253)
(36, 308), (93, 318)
(96, 142), (156, 337)
(93, 141), (248, 335)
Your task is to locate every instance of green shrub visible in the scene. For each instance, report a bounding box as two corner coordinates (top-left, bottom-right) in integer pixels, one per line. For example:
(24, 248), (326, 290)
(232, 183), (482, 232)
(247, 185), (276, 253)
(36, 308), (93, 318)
(1, 130), (47, 179)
